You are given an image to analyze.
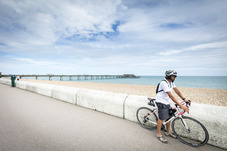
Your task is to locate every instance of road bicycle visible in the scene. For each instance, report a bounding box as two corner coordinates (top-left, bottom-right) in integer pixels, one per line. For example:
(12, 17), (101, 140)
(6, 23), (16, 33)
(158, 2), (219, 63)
(136, 98), (209, 147)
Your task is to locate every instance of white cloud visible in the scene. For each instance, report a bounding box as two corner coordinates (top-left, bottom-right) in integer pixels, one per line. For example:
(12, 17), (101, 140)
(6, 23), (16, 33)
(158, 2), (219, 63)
(159, 41), (227, 56)
(118, 0), (227, 43)
(0, 0), (227, 76)
(0, 0), (124, 47)
(14, 58), (59, 66)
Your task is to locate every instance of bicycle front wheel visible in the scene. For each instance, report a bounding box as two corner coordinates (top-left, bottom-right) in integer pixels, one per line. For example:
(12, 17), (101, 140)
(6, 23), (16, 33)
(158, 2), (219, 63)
(136, 107), (158, 130)
(172, 116), (209, 147)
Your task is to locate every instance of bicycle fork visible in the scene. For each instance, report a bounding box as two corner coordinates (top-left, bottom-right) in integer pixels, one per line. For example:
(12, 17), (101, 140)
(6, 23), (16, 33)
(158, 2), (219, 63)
(180, 116), (190, 133)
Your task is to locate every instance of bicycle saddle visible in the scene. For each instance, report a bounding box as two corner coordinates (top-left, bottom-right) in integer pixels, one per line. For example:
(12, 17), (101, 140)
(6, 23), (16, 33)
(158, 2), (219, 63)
(147, 98), (155, 106)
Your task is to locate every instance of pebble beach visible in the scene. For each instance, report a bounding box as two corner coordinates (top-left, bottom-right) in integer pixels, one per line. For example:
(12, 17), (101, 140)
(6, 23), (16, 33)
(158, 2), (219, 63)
(21, 79), (227, 107)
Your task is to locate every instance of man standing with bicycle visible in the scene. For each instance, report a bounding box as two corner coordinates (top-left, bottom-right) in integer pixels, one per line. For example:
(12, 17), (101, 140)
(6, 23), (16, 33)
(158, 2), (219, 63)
(156, 70), (189, 143)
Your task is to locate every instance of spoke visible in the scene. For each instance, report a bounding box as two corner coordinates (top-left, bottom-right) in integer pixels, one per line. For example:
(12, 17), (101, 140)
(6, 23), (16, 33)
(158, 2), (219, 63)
(172, 117), (208, 147)
(136, 107), (157, 130)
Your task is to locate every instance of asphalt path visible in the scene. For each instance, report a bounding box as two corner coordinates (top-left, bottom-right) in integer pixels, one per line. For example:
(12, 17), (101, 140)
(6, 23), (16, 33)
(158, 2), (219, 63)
(0, 83), (225, 151)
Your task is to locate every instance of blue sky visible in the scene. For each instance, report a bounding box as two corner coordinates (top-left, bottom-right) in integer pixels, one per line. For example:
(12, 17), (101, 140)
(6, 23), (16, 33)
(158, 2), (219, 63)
(0, 0), (227, 76)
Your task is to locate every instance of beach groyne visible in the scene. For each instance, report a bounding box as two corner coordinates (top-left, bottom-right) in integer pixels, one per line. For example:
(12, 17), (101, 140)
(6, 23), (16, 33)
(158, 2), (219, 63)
(0, 78), (226, 149)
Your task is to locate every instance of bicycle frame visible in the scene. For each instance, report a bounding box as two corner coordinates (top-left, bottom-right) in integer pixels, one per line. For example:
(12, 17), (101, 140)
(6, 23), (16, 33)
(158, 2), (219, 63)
(148, 99), (190, 130)
(139, 99), (209, 147)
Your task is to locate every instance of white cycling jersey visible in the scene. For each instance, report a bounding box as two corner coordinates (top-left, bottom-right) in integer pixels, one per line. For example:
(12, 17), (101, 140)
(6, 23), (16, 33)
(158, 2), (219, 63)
(156, 78), (176, 105)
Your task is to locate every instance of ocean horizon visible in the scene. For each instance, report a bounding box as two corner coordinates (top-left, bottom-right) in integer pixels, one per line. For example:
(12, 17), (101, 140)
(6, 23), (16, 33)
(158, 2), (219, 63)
(21, 76), (227, 90)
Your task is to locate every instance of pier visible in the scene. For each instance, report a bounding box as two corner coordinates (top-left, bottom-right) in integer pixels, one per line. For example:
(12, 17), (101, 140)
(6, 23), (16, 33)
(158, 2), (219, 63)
(0, 73), (140, 81)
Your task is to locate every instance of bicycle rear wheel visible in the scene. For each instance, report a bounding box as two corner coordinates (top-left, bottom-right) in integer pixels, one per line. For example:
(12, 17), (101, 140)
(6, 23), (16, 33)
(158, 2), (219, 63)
(136, 107), (158, 130)
(172, 116), (209, 147)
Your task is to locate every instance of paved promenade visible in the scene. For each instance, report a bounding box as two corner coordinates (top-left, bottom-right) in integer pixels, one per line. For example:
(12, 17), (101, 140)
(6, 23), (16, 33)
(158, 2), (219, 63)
(0, 83), (224, 151)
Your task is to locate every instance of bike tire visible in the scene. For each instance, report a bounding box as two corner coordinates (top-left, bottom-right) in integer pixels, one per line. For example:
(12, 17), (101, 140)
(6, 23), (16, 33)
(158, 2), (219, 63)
(136, 107), (158, 130)
(172, 116), (209, 147)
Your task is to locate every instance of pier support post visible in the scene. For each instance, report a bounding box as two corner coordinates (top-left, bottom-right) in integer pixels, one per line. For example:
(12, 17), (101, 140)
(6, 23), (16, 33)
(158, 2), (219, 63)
(69, 76), (72, 80)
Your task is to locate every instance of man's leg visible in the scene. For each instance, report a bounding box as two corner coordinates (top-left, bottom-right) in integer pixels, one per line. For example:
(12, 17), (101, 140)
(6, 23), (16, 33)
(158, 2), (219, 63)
(166, 115), (175, 134)
(165, 120), (177, 138)
(157, 119), (163, 136)
(157, 119), (168, 143)
(166, 121), (171, 134)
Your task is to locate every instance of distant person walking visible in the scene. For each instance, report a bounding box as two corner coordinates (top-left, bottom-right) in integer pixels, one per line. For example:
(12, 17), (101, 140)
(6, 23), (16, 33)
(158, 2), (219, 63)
(156, 70), (189, 143)
(16, 76), (20, 81)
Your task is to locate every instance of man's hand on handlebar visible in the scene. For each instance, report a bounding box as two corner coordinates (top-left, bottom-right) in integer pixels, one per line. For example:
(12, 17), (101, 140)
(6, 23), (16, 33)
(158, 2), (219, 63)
(182, 105), (189, 113)
(184, 99), (191, 104)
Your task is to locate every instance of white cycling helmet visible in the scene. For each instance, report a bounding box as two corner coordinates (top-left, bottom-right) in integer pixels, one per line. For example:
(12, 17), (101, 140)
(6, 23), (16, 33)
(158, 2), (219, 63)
(165, 70), (177, 79)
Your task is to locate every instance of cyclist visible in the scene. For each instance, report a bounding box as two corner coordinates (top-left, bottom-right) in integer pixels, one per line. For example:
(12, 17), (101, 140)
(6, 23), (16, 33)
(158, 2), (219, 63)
(156, 70), (189, 143)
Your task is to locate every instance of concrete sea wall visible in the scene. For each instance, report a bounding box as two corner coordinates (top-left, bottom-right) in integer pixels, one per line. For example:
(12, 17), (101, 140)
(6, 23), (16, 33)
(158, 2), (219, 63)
(0, 78), (226, 149)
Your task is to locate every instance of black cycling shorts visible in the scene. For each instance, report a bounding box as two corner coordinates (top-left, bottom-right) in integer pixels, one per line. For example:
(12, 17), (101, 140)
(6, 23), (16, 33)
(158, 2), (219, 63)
(156, 102), (171, 120)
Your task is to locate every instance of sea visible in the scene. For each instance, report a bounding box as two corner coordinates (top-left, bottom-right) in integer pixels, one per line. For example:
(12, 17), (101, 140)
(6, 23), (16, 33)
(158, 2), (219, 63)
(24, 76), (227, 90)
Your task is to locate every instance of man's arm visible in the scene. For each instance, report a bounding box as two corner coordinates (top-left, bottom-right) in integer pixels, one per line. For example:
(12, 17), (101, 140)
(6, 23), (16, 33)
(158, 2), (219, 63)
(173, 87), (189, 102)
(166, 91), (189, 113)
(173, 87), (184, 100)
